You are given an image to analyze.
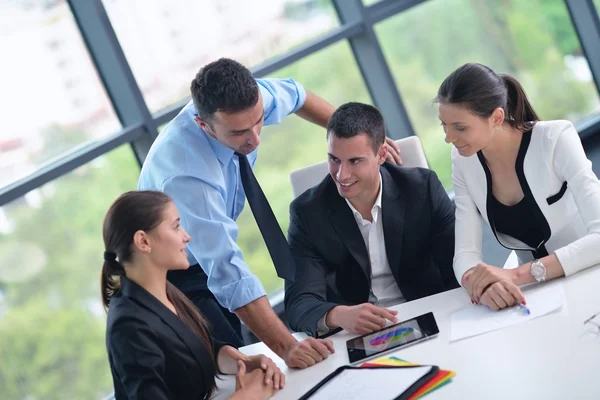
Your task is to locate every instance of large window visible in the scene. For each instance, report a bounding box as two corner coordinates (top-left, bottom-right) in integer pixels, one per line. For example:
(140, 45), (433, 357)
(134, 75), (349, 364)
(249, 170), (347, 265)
(237, 41), (371, 294)
(0, 146), (139, 399)
(0, 1), (120, 191)
(5, 1), (600, 396)
(103, 0), (339, 112)
(376, 0), (600, 189)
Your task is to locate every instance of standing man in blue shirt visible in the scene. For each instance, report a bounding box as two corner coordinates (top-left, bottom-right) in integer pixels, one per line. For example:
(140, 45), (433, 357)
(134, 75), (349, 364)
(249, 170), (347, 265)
(138, 58), (401, 369)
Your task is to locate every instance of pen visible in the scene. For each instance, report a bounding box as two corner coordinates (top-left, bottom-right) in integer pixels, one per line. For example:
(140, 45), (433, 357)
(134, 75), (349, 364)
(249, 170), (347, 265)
(515, 302), (530, 315)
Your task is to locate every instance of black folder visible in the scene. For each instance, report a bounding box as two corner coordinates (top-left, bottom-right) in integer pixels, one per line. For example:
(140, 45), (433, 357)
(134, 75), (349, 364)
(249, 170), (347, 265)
(298, 364), (440, 400)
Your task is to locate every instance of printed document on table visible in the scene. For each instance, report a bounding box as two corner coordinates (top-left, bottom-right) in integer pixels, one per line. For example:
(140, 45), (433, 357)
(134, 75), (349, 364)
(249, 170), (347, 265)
(450, 281), (565, 342)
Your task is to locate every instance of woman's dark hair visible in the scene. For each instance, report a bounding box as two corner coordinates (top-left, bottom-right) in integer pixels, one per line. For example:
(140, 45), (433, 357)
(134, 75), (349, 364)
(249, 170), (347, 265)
(436, 63), (539, 131)
(102, 191), (219, 397)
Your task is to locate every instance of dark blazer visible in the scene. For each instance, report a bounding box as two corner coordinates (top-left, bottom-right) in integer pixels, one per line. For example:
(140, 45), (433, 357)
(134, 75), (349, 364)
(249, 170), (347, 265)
(285, 164), (458, 337)
(106, 277), (228, 400)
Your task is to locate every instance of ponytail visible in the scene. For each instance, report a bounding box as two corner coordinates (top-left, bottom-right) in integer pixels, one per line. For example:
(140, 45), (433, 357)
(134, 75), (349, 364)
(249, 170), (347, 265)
(501, 74), (539, 131)
(437, 63), (540, 132)
(101, 253), (124, 310)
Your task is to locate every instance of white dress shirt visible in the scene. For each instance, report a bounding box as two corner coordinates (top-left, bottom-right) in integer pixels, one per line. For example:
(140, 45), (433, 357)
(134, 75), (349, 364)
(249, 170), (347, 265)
(318, 173), (405, 334)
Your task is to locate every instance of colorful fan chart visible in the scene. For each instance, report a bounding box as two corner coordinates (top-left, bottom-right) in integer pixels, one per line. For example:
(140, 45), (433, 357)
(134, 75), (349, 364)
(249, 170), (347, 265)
(369, 327), (414, 346)
(361, 356), (455, 399)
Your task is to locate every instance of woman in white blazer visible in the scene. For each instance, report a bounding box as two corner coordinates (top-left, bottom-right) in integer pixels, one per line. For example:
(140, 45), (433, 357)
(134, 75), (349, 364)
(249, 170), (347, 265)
(437, 63), (600, 311)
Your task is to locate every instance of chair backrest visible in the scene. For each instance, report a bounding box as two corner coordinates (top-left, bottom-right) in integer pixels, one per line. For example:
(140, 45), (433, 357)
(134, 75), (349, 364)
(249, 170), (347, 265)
(289, 136), (428, 199)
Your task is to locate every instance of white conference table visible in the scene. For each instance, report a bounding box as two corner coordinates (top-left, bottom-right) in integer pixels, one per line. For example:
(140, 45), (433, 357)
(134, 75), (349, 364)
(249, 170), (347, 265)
(214, 265), (600, 400)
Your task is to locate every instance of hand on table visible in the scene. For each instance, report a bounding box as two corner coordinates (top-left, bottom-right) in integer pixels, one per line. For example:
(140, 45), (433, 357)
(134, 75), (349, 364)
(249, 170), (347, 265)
(463, 263), (525, 310)
(244, 354), (285, 390)
(479, 280), (525, 311)
(219, 345), (284, 390)
(463, 263), (518, 302)
(235, 360), (278, 399)
(283, 337), (335, 369)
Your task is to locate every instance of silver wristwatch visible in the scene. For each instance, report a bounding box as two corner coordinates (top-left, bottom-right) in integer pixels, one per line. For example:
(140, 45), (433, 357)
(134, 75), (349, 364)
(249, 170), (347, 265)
(530, 259), (547, 282)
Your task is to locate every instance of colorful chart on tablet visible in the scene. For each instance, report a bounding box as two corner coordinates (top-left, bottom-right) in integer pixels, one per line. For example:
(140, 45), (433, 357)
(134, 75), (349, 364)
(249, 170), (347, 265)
(370, 327), (415, 346)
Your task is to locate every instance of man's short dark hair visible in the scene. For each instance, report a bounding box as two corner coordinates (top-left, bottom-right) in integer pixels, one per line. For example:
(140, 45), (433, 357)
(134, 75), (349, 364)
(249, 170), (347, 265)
(190, 58), (259, 121)
(326, 102), (386, 153)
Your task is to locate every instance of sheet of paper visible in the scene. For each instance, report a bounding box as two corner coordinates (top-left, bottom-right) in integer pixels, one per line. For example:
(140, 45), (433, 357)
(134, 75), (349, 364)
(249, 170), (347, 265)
(308, 366), (432, 400)
(450, 281), (565, 342)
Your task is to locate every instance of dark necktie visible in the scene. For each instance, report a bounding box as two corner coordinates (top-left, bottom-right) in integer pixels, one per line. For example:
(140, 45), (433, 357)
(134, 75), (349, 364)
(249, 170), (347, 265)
(235, 152), (296, 281)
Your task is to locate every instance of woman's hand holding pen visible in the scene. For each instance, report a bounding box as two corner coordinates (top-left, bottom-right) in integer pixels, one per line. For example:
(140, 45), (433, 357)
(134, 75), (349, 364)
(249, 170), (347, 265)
(463, 263), (525, 310)
(478, 280), (526, 311)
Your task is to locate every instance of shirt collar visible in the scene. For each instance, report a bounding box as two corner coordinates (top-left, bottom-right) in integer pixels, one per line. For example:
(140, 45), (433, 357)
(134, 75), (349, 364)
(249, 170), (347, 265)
(345, 172), (383, 221)
(204, 128), (236, 166)
(188, 106), (237, 166)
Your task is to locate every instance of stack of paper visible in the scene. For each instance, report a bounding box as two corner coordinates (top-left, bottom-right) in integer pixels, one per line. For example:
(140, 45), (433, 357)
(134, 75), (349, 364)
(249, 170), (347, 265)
(361, 356), (455, 399)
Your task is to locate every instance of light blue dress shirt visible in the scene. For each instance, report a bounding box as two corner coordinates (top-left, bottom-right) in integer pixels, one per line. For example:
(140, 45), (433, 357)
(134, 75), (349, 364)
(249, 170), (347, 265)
(138, 78), (307, 312)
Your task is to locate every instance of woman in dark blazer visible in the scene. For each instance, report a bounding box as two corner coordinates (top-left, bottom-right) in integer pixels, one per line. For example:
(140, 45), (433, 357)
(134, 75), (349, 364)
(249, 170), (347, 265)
(102, 191), (284, 399)
(437, 63), (600, 311)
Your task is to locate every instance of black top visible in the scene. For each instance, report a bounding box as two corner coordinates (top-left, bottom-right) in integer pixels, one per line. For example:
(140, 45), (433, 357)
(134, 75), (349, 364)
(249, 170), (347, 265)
(106, 277), (231, 400)
(491, 195), (545, 250)
(477, 129), (552, 259)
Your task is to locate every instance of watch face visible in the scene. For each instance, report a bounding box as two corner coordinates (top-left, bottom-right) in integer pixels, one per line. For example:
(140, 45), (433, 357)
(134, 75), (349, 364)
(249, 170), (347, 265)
(531, 262), (546, 281)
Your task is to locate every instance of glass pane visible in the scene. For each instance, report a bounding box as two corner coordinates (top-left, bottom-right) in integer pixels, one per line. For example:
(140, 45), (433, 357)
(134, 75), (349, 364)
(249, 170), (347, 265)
(0, 146), (139, 399)
(376, 0), (600, 190)
(103, 0), (339, 112)
(0, 2), (121, 192)
(237, 41), (371, 294)
(363, 0), (383, 6)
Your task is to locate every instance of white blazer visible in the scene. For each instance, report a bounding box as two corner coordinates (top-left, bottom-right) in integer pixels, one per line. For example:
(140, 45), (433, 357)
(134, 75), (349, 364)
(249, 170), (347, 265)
(453, 120), (600, 283)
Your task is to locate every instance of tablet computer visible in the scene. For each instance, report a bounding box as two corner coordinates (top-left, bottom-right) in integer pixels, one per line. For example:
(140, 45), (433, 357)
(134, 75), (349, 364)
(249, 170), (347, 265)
(346, 312), (439, 365)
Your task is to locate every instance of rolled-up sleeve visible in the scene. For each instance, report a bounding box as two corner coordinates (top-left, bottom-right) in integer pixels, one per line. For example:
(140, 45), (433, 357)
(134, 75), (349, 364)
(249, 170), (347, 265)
(162, 175), (266, 312)
(258, 78), (307, 125)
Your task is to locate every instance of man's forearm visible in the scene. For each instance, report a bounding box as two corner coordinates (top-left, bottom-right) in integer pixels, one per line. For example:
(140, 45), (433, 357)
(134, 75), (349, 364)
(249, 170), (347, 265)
(295, 90), (335, 128)
(324, 305), (345, 329)
(235, 296), (297, 357)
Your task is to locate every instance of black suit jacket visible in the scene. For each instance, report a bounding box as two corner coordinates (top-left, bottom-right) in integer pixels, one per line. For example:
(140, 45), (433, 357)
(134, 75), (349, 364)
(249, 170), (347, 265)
(106, 277), (227, 400)
(285, 164), (458, 337)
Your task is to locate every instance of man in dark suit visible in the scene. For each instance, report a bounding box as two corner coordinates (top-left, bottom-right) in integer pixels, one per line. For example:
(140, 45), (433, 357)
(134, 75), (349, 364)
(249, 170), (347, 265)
(284, 102), (458, 338)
